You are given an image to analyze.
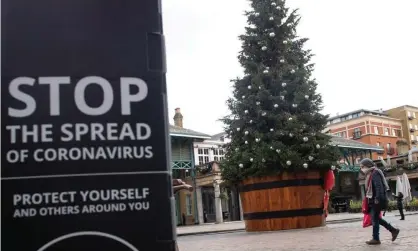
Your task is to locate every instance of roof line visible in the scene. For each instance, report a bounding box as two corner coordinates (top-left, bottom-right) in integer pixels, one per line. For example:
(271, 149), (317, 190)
(335, 144), (384, 151)
(170, 133), (211, 139)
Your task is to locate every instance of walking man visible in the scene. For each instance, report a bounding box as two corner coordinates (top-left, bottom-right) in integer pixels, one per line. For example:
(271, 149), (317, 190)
(392, 192), (405, 220)
(360, 158), (400, 245)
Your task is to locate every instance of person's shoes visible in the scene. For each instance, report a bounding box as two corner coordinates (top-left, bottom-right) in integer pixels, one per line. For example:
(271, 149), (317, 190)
(400, 218), (405, 220)
(391, 228), (400, 241)
(366, 239), (381, 245)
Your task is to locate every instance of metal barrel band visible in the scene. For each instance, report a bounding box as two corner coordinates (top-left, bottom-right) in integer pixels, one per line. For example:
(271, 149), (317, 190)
(240, 178), (323, 192)
(243, 208), (324, 220)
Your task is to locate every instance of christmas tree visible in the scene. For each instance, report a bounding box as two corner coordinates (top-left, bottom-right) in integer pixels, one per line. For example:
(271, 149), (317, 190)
(222, 0), (339, 183)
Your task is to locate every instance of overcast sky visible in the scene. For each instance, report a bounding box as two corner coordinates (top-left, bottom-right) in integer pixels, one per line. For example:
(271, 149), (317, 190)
(162, 0), (418, 135)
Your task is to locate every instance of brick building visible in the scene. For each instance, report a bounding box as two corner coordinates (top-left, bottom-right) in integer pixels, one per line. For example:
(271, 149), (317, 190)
(386, 105), (418, 151)
(326, 109), (403, 160)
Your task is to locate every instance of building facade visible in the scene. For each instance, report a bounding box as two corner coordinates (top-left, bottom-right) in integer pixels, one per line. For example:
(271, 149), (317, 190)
(169, 108), (211, 226)
(386, 105), (418, 151)
(191, 133), (243, 224)
(326, 109), (403, 159)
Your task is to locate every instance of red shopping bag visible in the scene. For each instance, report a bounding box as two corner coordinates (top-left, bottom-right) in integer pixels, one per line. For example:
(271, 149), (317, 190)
(363, 212), (383, 228)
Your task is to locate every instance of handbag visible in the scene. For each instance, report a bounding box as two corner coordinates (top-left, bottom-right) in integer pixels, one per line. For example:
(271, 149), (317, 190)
(363, 211), (383, 228)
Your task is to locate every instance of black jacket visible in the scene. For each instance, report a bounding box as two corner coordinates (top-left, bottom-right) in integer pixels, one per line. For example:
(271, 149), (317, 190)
(368, 171), (388, 210)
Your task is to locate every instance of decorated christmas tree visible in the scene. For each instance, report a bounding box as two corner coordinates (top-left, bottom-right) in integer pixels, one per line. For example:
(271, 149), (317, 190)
(222, 0), (339, 183)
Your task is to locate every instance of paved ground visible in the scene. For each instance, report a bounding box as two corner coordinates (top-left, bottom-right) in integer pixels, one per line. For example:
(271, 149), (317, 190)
(178, 214), (418, 251)
(177, 211), (417, 236)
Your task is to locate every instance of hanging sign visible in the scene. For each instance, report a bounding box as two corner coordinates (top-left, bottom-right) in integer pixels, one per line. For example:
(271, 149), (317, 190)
(1, 0), (176, 250)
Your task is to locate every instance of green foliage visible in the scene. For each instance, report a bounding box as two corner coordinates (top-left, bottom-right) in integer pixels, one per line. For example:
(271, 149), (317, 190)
(221, 0), (339, 183)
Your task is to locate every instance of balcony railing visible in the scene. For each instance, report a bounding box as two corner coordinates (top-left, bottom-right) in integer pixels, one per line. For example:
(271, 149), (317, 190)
(410, 128), (416, 132)
(353, 131), (362, 139)
(386, 147), (396, 155)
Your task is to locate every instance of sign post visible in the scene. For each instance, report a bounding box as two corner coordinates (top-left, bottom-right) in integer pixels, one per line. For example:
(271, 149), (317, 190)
(1, 1), (176, 250)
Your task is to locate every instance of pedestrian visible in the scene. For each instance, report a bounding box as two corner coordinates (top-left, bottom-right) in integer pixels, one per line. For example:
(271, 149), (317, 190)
(392, 192), (405, 220)
(360, 158), (400, 245)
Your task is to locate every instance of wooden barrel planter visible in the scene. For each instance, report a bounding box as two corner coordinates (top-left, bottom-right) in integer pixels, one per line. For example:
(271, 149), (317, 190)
(240, 171), (325, 231)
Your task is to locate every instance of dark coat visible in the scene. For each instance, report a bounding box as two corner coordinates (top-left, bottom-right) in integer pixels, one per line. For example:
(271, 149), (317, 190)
(368, 171), (388, 211)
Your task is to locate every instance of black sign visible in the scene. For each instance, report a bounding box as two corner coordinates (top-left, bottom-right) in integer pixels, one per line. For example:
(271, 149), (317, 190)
(1, 0), (176, 250)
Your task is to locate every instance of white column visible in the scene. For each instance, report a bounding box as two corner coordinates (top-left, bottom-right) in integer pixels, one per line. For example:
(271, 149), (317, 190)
(195, 187), (204, 224)
(214, 181), (223, 224)
(238, 193), (244, 221)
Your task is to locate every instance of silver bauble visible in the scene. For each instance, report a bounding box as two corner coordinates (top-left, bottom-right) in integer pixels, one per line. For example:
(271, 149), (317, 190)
(255, 138), (260, 142)
(262, 46), (267, 51)
(286, 160), (292, 166)
(288, 117), (293, 121)
(291, 69), (296, 74)
(245, 131), (249, 135)
(237, 128), (241, 131)
(316, 144), (320, 149)
(245, 141), (248, 144)
(276, 149), (281, 153)
(308, 156), (314, 161)
(250, 158), (254, 162)
(255, 12), (260, 17)
(269, 17), (274, 21)
(239, 163), (244, 168)
(283, 40), (288, 44)
(292, 104), (298, 108)
(271, 2), (276, 6)
(289, 133), (293, 137)
(282, 82), (287, 87)
(263, 69), (268, 73)
(331, 165), (336, 170)
(280, 96), (285, 100)
(280, 59), (285, 63)
(303, 137), (308, 142)
(270, 128), (274, 132)
(256, 101), (260, 105)
(262, 158), (266, 162)
(303, 163), (308, 168)
(270, 146), (274, 150)
(305, 95), (309, 99)
(248, 85), (252, 89)
(262, 112), (267, 116)
(244, 110), (249, 114)
(274, 104), (279, 108)
(235, 148), (239, 151)
(249, 120), (253, 123)
(269, 32), (275, 37)
(242, 95), (246, 99)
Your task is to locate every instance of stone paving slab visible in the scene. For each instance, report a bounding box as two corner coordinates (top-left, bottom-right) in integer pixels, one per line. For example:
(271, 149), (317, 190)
(178, 214), (418, 250)
(177, 211), (418, 236)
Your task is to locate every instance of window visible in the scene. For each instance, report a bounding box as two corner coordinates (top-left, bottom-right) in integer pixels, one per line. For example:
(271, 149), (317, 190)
(213, 148), (225, 162)
(416, 135), (418, 141)
(415, 124), (418, 130)
(352, 113), (360, 118)
(384, 128), (389, 136)
(374, 126), (379, 134)
(185, 194), (192, 215)
(376, 142), (380, 146)
(408, 111), (411, 117)
(386, 143), (391, 149)
(411, 135), (415, 140)
(197, 148), (210, 165)
(392, 129), (396, 136)
(414, 112), (417, 118)
(410, 123), (413, 129)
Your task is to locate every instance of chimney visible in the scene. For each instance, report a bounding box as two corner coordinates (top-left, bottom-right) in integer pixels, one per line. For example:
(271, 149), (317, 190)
(173, 108), (183, 128)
